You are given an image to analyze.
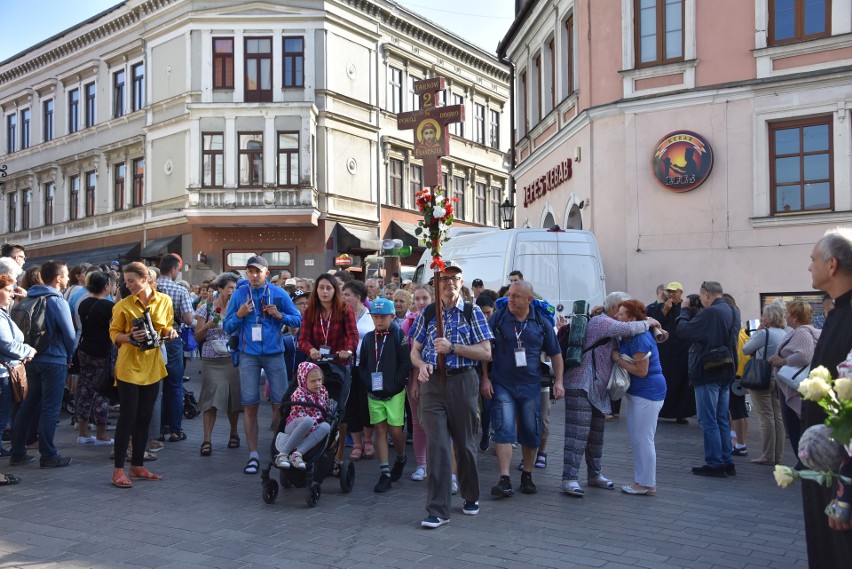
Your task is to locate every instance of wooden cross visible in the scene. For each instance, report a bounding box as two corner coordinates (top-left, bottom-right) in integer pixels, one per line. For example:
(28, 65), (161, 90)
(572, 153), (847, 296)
(397, 77), (464, 187)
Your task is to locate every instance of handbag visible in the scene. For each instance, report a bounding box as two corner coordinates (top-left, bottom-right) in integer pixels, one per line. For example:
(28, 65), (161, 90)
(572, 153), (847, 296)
(1, 362), (28, 403)
(740, 331), (772, 390)
(607, 363), (630, 401)
(701, 345), (734, 371)
(777, 364), (809, 390)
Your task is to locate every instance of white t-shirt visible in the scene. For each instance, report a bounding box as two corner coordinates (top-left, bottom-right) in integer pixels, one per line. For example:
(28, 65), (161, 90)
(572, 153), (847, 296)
(354, 305), (375, 366)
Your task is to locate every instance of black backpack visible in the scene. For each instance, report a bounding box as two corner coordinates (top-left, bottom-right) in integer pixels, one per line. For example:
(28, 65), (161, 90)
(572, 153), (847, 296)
(11, 293), (57, 355)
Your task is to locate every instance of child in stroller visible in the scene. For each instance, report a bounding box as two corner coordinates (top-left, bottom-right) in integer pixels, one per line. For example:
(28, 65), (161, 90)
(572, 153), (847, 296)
(261, 359), (355, 506)
(274, 362), (331, 469)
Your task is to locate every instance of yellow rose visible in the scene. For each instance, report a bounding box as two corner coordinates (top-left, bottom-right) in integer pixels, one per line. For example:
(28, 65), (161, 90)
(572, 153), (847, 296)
(799, 377), (832, 401)
(773, 465), (796, 488)
(809, 366), (833, 382)
(834, 377), (852, 401)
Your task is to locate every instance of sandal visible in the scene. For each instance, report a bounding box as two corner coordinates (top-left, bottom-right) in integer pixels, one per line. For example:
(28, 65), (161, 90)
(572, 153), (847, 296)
(0, 472), (21, 486)
(561, 480), (584, 497)
(112, 471), (132, 488)
(200, 441), (212, 456)
(129, 467), (163, 480)
(168, 431), (187, 442)
(363, 441), (375, 460)
(349, 444), (363, 461)
(535, 452), (547, 468)
(227, 434), (240, 449)
(244, 456), (260, 475)
(588, 475), (615, 489)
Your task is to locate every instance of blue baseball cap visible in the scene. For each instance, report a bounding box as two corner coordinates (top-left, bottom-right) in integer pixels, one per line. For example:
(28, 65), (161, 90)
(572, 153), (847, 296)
(369, 298), (395, 316)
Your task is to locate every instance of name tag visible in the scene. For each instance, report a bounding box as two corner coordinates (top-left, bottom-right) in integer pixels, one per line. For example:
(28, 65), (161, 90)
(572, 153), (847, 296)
(371, 372), (384, 391)
(514, 348), (527, 368)
(251, 325), (263, 342)
(319, 345), (331, 356)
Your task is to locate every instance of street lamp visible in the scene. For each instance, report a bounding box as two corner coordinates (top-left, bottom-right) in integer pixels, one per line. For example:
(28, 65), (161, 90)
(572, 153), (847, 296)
(499, 198), (514, 230)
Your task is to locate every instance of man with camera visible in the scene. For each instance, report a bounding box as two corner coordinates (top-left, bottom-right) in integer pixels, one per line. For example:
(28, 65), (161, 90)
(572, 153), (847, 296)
(676, 281), (740, 478)
(224, 256), (301, 475)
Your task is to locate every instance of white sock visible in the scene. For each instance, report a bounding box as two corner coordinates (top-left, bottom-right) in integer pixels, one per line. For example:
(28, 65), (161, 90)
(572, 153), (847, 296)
(250, 451), (259, 460)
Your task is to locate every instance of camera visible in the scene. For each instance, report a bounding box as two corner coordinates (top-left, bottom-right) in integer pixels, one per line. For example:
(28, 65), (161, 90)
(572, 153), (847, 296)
(686, 294), (703, 311)
(131, 309), (162, 351)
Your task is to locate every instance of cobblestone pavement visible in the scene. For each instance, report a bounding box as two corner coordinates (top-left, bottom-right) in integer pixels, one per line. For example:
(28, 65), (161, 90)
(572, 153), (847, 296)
(0, 360), (807, 569)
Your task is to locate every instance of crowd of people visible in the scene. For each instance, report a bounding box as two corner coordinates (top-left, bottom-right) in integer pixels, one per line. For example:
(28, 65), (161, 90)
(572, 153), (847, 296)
(0, 229), (850, 566)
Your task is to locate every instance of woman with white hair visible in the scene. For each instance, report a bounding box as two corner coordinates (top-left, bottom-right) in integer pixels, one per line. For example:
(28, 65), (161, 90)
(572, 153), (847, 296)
(560, 292), (661, 497)
(742, 302), (788, 465)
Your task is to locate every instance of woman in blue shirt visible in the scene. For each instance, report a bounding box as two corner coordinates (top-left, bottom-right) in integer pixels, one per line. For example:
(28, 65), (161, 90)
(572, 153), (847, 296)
(612, 299), (667, 496)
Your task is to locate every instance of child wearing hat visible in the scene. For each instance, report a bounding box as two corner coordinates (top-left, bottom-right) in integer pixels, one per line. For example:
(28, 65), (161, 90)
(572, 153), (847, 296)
(358, 297), (412, 492)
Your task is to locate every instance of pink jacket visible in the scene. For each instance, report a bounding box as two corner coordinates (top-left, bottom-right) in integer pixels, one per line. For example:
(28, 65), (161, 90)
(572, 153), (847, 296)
(286, 362), (329, 427)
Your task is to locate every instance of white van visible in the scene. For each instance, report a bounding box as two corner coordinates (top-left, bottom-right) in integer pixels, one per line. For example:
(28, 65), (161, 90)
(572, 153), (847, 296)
(413, 227), (606, 315)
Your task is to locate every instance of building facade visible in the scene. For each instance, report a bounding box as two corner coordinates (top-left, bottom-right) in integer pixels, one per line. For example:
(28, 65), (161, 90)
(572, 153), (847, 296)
(500, 0), (852, 318)
(0, 0), (509, 281)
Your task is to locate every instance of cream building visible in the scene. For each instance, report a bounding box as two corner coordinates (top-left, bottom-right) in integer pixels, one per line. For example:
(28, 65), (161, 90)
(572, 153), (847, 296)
(499, 0), (852, 318)
(0, 0), (509, 281)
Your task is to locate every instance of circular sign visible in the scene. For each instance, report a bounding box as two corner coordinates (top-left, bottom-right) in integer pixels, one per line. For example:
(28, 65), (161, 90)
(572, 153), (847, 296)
(335, 254), (352, 267)
(651, 130), (713, 193)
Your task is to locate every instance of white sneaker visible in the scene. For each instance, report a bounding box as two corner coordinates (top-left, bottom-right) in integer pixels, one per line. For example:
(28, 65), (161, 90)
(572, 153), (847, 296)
(274, 453), (291, 469)
(94, 438), (114, 446)
(76, 436), (96, 444)
(451, 474), (458, 495)
(410, 466), (427, 481)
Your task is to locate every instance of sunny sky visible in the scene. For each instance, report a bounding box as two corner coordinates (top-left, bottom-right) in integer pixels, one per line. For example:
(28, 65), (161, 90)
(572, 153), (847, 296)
(0, 0), (515, 62)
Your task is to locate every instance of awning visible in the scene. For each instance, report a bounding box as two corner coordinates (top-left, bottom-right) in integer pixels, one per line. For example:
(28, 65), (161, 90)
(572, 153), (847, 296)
(23, 241), (141, 269)
(141, 236), (182, 258)
(335, 223), (382, 252)
(388, 220), (425, 250)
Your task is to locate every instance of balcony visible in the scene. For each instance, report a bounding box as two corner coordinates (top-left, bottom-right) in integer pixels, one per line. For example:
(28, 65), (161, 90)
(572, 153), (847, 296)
(187, 185), (318, 209)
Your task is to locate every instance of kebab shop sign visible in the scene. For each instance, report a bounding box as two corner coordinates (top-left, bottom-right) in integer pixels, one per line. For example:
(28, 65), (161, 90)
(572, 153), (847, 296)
(523, 158), (572, 207)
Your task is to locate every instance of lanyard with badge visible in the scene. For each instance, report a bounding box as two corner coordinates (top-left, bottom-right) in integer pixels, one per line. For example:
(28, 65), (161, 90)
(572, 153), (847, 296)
(514, 319), (528, 367)
(318, 312), (332, 356)
(371, 331), (388, 391)
(251, 284), (270, 342)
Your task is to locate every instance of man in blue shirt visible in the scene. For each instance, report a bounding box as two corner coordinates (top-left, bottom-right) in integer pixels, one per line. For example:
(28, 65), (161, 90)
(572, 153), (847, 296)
(481, 281), (564, 498)
(224, 256), (301, 475)
(411, 261), (493, 528)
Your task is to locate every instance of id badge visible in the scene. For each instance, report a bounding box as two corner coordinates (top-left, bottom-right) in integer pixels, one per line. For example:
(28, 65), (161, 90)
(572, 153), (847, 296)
(514, 348), (527, 368)
(371, 372), (384, 391)
(251, 325), (263, 342)
(319, 345), (331, 356)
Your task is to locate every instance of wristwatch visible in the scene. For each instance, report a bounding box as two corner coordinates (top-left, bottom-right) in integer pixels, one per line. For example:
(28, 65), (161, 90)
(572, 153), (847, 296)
(450, 343), (456, 354)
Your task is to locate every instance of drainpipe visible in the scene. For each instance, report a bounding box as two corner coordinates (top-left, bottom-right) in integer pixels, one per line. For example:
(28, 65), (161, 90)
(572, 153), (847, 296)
(498, 55), (516, 219)
(375, 45), (383, 240)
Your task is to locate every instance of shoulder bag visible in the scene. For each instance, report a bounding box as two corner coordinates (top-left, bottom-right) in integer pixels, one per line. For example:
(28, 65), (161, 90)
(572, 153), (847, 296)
(1, 361), (28, 403)
(740, 331), (772, 390)
(777, 364), (809, 390)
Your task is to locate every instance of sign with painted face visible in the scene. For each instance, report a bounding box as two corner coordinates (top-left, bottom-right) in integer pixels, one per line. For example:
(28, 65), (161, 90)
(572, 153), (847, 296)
(651, 130), (713, 192)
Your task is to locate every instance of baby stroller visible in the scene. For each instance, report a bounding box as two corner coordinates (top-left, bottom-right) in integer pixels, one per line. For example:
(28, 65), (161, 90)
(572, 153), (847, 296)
(260, 359), (354, 507)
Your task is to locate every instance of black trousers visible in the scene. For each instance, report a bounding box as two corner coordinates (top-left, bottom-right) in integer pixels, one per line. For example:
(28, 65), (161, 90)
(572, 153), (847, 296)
(114, 379), (160, 468)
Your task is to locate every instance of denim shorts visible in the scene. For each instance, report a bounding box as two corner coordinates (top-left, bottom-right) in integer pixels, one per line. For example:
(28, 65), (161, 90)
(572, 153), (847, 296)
(237, 353), (288, 406)
(490, 381), (542, 448)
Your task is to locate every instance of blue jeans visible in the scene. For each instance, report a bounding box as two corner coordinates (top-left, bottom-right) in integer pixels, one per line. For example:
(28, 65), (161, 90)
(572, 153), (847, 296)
(161, 338), (184, 434)
(11, 360), (67, 460)
(694, 382), (733, 468)
(0, 376), (11, 431)
(490, 381), (542, 448)
(237, 353), (288, 406)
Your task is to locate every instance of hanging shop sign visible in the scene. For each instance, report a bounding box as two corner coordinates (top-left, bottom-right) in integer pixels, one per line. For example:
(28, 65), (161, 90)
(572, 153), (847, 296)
(335, 254), (353, 267)
(651, 130), (714, 193)
(523, 158), (572, 207)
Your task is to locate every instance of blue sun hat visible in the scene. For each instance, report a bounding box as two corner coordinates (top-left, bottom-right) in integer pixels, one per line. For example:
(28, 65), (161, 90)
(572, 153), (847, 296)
(369, 297), (395, 315)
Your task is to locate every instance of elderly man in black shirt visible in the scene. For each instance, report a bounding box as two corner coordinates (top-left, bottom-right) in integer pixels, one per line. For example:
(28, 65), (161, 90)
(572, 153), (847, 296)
(801, 227), (852, 569)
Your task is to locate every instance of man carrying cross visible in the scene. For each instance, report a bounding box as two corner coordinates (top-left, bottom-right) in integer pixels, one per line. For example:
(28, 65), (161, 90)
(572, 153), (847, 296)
(409, 261), (493, 528)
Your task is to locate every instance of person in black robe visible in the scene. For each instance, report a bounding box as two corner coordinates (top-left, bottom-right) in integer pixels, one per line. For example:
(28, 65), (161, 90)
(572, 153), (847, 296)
(801, 228), (852, 569)
(647, 281), (695, 422)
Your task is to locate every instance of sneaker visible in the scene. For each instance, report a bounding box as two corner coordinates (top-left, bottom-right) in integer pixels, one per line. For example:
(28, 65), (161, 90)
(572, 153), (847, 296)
(692, 465), (727, 478)
(724, 463), (737, 476)
(462, 501), (480, 516)
(479, 432), (490, 452)
(289, 452), (306, 470)
(732, 446), (748, 457)
(40, 456), (72, 468)
(520, 472), (537, 495)
(274, 453), (291, 469)
(148, 440), (164, 452)
(94, 438), (114, 446)
(410, 466), (427, 481)
(451, 474), (458, 495)
(421, 516), (450, 529)
(390, 454), (407, 482)
(76, 435), (97, 444)
(374, 473), (392, 493)
(491, 475), (514, 497)
(9, 454), (35, 466)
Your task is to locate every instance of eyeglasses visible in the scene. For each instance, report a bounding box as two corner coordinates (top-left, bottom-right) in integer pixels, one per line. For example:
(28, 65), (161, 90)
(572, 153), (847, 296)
(439, 276), (461, 283)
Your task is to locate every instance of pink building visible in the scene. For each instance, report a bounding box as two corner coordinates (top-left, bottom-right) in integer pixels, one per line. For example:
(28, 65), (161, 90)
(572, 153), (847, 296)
(499, 0), (852, 318)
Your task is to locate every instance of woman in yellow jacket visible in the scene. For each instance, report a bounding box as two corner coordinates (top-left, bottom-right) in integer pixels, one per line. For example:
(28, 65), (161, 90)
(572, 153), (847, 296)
(109, 262), (178, 488)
